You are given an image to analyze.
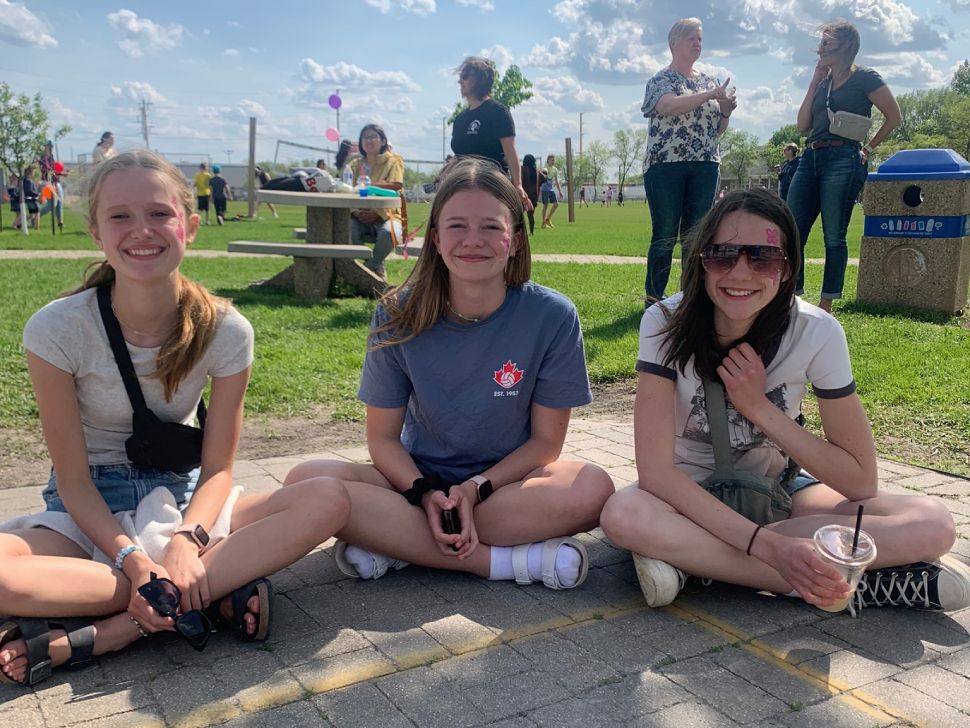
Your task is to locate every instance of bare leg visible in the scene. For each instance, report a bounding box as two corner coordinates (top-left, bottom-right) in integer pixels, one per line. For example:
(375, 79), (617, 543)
(546, 201), (560, 224)
(601, 483), (955, 593)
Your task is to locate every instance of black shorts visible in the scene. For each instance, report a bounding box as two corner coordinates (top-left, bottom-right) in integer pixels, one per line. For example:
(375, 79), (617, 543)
(197, 196), (210, 211)
(213, 197), (228, 216)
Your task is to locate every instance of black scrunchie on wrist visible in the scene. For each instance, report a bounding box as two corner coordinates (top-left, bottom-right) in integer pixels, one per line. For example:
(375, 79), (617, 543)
(403, 475), (449, 506)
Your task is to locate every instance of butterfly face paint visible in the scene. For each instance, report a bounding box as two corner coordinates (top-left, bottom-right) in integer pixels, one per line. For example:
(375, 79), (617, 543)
(765, 227), (780, 246)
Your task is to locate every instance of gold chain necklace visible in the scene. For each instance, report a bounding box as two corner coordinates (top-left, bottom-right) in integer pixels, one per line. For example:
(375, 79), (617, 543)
(445, 299), (481, 323)
(111, 304), (174, 339)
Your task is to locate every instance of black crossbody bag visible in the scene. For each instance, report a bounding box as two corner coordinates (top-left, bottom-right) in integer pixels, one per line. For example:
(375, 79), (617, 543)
(699, 379), (794, 526)
(96, 284), (206, 473)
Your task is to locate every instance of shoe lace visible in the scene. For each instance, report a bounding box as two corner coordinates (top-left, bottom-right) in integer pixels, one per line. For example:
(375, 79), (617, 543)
(850, 566), (932, 616)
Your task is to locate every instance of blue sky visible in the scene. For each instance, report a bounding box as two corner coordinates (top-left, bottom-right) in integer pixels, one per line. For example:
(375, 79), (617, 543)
(2, 0), (968, 172)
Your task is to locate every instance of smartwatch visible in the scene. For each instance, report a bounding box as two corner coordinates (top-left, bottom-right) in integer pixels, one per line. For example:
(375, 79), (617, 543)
(469, 474), (493, 503)
(174, 523), (210, 549)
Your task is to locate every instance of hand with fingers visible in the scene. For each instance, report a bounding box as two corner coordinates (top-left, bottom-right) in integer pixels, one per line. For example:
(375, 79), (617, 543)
(768, 535), (852, 607)
(127, 562), (178, 634)
(717, 343), (769, 420)
(422, 487), (479, 559)
(162, 537), (211, 613)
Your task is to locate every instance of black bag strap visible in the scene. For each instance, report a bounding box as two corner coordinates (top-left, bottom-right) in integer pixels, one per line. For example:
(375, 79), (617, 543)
(95, 284), (206, 427)
(702, 379), (734, 479)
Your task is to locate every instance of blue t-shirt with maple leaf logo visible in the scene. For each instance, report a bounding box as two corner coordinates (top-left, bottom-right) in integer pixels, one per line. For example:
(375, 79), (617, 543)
(358, 282), (592, 483)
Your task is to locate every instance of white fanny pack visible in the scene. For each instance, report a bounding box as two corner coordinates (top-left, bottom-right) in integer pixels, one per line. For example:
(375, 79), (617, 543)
(826, 79), (872, 143)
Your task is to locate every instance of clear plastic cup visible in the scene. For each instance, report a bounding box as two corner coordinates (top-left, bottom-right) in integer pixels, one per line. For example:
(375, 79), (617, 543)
(813, 524), (877, 613)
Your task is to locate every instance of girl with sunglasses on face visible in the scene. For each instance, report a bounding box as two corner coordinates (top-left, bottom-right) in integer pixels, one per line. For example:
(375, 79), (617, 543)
(284, 156), (613, 591)
(0, 151), (351, 686)
(601, 189), (970, 614)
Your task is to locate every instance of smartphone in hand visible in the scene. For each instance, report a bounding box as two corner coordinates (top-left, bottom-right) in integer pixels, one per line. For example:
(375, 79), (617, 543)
(441, 508), (460, 552)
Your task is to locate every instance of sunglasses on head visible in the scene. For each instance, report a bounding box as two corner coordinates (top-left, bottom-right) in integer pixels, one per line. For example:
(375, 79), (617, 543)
(700, 244), (788, 275)
(138, 572), (212, 652)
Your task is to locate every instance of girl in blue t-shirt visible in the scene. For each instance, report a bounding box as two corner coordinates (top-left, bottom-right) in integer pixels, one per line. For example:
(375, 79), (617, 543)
(601, 188), (969, 614)
(285, 156), (613, 590)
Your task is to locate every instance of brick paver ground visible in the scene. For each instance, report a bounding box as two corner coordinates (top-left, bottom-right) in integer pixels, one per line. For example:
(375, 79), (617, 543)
(2, 417), (969, 727)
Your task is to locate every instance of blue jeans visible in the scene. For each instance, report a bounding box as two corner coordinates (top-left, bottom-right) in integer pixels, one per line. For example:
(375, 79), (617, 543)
(643, 161), (720, 301)
(787, 145), (868, 299)
(352, 217), (402, 272)
(43, 465), (199, 514)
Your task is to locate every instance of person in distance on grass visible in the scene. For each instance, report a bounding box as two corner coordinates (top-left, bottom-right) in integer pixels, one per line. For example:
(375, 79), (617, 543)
(284, 156), (614, 591)
(193, 162), (212, 225)
(0, 150), (350, 687)
(601, 188), (970, 615)
(209, 163), (232, 225)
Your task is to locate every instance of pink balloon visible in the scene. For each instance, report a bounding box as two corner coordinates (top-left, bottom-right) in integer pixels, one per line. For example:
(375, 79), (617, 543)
(325, 127), (340, 142)
(328, 94), (342, 110)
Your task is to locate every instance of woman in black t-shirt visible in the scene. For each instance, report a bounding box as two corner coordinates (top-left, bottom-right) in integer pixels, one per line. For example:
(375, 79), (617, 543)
(451, 56), (532, 211)
(787, 20), (899, 313)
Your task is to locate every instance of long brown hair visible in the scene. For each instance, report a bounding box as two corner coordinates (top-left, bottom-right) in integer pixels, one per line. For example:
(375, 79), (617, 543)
(659, 188), (800, 382)
(70, 149), (226, 401)
(370, 156), (531, 349)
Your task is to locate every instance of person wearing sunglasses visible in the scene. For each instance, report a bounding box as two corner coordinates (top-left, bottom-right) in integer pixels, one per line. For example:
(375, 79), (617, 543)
(601, 188), (970, 615)
(350, 124), (404, 279)
(787, 20), (900, 313)
(451, 56), (532, 213)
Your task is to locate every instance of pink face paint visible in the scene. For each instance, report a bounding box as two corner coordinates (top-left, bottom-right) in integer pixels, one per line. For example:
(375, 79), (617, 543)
(765, 227), (780, 246)
(500, 235), (511, 253)
(174, 198), (186, 242)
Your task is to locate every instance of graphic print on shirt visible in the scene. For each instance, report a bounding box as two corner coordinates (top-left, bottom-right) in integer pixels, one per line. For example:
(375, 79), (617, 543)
(682, 382), (789, 452)
(493, 360), (524, 397)
(467, 120), (481, 135)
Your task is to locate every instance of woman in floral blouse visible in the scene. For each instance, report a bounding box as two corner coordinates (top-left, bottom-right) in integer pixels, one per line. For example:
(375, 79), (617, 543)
(641, 17), (736, 303)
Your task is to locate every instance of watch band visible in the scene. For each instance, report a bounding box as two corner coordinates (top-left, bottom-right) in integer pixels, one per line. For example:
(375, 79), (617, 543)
(174, 523), (210, 548)
(469, 474), (493, 503)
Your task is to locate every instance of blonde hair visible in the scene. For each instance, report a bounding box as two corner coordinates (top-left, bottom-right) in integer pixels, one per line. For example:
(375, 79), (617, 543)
(820, 20), (860, 66)
(71, 149), (226, 401)
(668, 18), (702, 50)
(371, 156), (531, 349)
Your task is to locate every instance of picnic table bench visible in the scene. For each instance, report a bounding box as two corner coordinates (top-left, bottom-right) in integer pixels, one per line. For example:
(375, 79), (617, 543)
(229, 189), (399, 299)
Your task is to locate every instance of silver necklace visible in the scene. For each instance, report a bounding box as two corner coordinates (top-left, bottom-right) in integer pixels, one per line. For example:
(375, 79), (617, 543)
(112, 303), (174, 339)
(446, 299), (481, 323)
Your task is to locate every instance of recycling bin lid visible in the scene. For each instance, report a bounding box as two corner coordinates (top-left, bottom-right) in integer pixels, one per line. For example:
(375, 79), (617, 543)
(868, 149), (970, 181)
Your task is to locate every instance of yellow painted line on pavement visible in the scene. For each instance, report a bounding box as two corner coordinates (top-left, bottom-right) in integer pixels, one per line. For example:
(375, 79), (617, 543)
(670, 601), (924, 727)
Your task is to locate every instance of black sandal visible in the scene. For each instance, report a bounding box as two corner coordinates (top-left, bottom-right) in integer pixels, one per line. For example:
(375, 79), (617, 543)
(0, 618), (95, 686)
(207, 578), (273, 642)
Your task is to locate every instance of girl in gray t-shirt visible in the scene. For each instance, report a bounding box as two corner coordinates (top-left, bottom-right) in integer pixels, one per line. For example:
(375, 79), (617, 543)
(285, 156), (614, 592)
(601, 188), (969, 615)
(0, 151), (351, 687)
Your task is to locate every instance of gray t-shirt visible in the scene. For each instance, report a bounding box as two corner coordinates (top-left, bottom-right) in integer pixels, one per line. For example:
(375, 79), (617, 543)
(358, 282), (592, 483)
(23, 287), (254, 465)
(636, 294), (856, 483)
(808, 67), (884, 144)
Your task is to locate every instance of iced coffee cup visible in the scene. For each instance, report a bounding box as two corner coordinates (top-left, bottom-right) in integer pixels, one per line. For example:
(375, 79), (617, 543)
(812, 524), (877, 613)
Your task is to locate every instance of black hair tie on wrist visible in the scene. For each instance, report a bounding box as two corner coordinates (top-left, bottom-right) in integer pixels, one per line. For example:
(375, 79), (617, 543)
(746, 524), (763, 556)
(403, 475), (449, 506)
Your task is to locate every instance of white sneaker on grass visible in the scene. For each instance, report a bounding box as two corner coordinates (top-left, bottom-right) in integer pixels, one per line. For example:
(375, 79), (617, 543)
(632, 552), (687, 607)
(851, 554), (970, 616)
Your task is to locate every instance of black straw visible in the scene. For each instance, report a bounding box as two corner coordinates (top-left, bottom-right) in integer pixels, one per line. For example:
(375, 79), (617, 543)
(851, 504), (864, 556)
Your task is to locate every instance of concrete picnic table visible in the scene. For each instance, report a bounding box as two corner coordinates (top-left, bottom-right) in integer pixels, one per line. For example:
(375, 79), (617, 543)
(228, 189), (400, 299)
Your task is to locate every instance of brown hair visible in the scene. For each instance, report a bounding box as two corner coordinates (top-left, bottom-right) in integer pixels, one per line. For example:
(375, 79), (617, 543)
(71, 149), (226, 401)
(456, 56), (496, 100)
(819, 20), (861, 66)
(658, 188), (800, 382)
(783, 142), (799, 156)
(370, 156), (530, 349)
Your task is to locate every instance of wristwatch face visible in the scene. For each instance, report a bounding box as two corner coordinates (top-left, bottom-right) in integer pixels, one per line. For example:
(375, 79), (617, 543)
(191, 524), (210, 547)
(477, 480), (493, 502)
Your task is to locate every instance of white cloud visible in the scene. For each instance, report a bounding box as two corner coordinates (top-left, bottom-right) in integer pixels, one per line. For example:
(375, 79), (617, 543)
(227, 19), (240, 26)
(109, 81), (171, 106)
(532, 76), (606, 112)
(869, 52), (947, 88)
(222, 48), (240, 57)
(479, 44), (514, 73)
(458, 0), (495, 10)
(525, 36), (573, 67)
(107, 9), (184, 58)
(364, 0), (436, 14)
(0, 0), (57, 48)
(299, 59), (421, 92)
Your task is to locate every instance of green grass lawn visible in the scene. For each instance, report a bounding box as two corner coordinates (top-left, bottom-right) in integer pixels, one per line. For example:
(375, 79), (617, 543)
(2, 197), (862, 261)
(0, 255), (967, 475)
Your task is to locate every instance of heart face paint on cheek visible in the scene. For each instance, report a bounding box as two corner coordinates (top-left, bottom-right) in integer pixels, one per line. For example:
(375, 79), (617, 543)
(173, 196), (186, 242)
(500, 235), (511, 253)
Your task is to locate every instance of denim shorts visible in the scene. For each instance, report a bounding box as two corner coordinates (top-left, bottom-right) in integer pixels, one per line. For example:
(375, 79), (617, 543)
(43, 464), (200, 514)
(541, 189), (558, 204)
(784, 472), (821, 497)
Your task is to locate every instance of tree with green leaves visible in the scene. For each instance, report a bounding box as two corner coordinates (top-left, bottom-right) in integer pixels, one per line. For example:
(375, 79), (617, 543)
(719, 129), (761, 188)
(448, 63), (533, 122)
(952, 60), (970, 96)
(611, 128), (649, 191)
(575, 141), (613, 198)
(0, 82), (70, 234)
(762, 123), (804, 170)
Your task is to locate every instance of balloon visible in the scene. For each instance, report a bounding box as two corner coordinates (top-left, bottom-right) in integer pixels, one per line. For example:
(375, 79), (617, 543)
(325, 127), (340, 142)
(53, 161), (65, 174)
(328, 94), (342, 110)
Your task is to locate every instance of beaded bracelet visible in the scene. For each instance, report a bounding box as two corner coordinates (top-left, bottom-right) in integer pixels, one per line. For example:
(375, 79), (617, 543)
(114, 544), (145, 571)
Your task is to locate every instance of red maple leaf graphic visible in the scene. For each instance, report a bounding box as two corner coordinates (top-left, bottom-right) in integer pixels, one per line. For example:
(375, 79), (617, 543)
(493, 360), (524, 389)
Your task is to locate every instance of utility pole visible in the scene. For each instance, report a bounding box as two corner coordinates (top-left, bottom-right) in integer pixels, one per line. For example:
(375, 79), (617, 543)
(225, 149), (234, 164)
(578, 113), (584, 158)
(139, 99), (152, 149)
(335, 88), (340, 131)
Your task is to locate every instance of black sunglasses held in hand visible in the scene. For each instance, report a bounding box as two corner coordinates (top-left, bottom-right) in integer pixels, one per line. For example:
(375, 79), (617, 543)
(700, 244), (788, 276)
(138, 572), (212, 651)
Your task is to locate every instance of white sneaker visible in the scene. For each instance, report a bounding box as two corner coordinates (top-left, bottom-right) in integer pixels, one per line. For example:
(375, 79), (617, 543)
(332, 540), (409, 580)
(632, 552), (687, 607)
(852, 554), (970, 614)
